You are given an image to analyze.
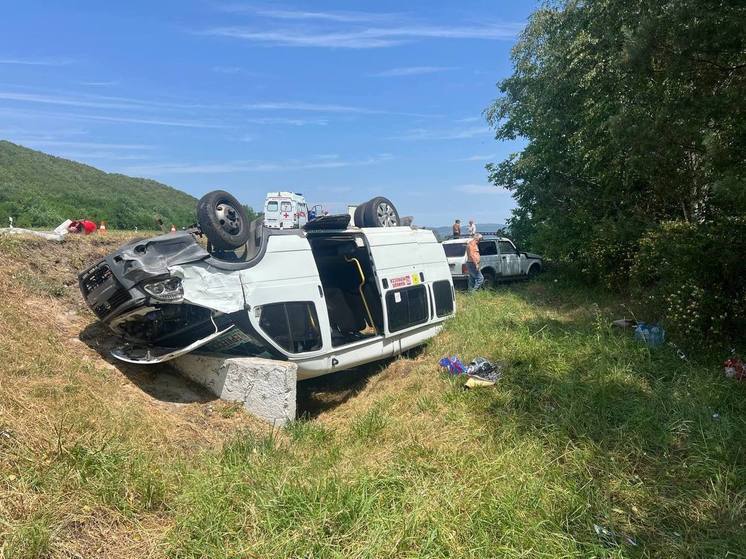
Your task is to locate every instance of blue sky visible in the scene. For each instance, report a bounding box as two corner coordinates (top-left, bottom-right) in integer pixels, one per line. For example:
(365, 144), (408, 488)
(0, 1), (536, 226)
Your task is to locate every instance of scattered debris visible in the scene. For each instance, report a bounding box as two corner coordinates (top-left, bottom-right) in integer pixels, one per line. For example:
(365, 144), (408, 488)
(612, 318), (637, 329)
(593, 523), (638, 548)
(712, 413), (721, 421)
(68, 219), (97, 235)
(465, 357), (501, 383)
(0, 219), (72, 242)
(633, 322), (666, 347)
(439, 356), (502, 387)
(668, 341), (688, 360)
(439, 356), (465, 375)
(724, 357), (745, 380)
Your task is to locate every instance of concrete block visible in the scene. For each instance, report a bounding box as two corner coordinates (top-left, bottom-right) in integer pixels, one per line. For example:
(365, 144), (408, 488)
(172, 353), (297, 425)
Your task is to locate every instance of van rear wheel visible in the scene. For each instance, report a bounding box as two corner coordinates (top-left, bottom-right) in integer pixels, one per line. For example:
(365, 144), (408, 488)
(361, 197), (400, 227)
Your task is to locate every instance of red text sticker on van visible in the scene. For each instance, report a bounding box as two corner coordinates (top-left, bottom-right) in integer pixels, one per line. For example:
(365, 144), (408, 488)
(389, 275), (412, 288)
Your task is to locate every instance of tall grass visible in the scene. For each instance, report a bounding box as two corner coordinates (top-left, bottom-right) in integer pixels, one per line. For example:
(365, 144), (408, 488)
(1, 234), (744, 557)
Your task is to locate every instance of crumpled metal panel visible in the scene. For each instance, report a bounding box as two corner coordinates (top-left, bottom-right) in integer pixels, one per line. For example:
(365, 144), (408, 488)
(171, 261), (246, 314)
(106, 232), (209, 288)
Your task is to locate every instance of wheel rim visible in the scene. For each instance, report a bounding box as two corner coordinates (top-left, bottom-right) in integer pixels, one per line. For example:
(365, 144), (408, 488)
(375, 202), (397, 227)
(215, 202), (243, 235)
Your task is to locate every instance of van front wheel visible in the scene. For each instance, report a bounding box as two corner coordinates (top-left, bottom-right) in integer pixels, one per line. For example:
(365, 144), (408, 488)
(197, 190), (251, 250)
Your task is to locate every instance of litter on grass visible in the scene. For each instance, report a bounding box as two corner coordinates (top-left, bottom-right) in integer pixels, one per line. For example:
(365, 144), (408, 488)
(439, 356), (465, 375)
(439, 356), (502, 387)
(724, 357), (745, 380)
(593, 523), (638, 548)
(0, 219), (72, 242)
(633, 322), (666, 347)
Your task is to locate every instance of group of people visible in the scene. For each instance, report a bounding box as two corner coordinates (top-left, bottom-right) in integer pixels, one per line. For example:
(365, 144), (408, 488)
(451, 219), (476, 239)
(452, 219), (484, 292)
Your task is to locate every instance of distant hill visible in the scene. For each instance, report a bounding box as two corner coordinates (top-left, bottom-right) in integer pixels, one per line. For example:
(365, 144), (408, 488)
(0, 140), (198, 229)
(429, 222), (508, 241)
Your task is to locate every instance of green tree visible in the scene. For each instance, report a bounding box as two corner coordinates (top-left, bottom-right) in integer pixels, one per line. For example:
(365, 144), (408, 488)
(487, 0), (745, 279)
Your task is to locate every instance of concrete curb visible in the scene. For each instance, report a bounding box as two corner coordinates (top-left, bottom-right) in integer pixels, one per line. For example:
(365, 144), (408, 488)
(172, 353), (297, 425)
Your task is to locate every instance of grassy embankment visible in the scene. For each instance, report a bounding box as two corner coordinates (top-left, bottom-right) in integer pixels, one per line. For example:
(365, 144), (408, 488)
(1, 233), (744, 558)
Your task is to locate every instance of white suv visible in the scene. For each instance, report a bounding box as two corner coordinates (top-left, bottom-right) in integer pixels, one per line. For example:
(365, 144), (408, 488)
(442, 235), (543, 286)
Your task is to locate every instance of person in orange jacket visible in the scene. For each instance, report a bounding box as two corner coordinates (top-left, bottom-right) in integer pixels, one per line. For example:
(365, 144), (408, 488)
(466, 234), (484, 291)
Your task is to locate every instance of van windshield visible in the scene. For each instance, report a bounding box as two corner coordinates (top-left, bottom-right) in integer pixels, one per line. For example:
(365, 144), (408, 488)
(443, 244), (466, 257)
(266, 201), (279, 212)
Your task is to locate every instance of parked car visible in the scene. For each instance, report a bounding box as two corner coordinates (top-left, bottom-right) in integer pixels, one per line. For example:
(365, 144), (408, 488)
(79, 192), (455, 379)
(442, 235), (543, 286)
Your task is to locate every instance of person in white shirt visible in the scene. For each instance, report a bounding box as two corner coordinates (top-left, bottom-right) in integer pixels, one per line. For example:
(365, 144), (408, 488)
(468, 220), (477, 236)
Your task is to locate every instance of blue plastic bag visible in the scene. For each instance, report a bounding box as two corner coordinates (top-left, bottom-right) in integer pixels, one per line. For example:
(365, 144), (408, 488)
(634, 322), (666, 347)
(438, 356), (465, 375)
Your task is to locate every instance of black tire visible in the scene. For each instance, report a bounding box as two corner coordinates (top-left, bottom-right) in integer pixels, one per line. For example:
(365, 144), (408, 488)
(362, 197), (400, 227)
(303, 214), (351, 231)
(197, 190), (251, 250)
(353, 204), (366, 227)
(527, 264), (541, 279)
(482, 268), (497, 289)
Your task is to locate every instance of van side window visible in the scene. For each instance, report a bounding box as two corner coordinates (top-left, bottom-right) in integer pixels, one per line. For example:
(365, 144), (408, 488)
(432, 280), (454, 317)
(385, 285), (428, 332)
(478, 241), (498, 255)
(498, 241), (516, 255)
(258, 302), (322, 353)
(266, 201), (278, 212)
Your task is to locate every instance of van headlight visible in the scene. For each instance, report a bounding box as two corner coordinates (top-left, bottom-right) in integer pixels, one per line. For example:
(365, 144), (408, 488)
(143, 277), (184, 302)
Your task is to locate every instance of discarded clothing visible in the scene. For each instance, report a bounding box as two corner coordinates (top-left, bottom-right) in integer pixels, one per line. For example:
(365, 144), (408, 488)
(465, 357), (502, 383)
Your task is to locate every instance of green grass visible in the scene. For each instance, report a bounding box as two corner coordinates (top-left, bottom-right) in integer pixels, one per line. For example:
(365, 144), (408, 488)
(2, 250), (745, 557)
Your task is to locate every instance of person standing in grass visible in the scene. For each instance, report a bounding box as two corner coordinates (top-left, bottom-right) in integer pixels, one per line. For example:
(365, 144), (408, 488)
(452, 219), (461, 239)
(466, 234), (484, 291)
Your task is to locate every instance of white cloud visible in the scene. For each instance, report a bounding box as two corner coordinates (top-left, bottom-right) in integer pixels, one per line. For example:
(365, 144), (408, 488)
(396, 126), (491, 141)
(0, 91), (139, 110)
(9, 140), (153, 150)
(457, 154), (496, 161)
(368, 66), (453, 77)
(212, 65), (242, 74)
(0, 107), (228, 129)
(0, 57), (73, 66)
(242, 101), (380, 114)
(251, 8), (395, 23)
(122, 154), (392, 175)
(245, 116), (328, 126)
(79, 81), (118, 87)
(49, 151), (153, 161)
(201, 22), (523, 49)
(455, 184), (507, 195)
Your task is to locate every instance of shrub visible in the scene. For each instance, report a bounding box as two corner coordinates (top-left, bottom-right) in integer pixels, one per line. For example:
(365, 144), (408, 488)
(630, 219), (746, 345)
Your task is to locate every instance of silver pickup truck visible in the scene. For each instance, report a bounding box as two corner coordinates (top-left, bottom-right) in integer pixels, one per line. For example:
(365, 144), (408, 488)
(442, 235), (543, 286)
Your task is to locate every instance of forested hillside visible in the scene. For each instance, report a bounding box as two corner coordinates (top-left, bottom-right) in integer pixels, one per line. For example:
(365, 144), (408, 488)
(0, 141), (198, 229)
(487, 0), (746, 345)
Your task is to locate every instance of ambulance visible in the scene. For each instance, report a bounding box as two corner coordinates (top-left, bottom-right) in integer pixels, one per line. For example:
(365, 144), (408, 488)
(263, 192), (309, 229)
